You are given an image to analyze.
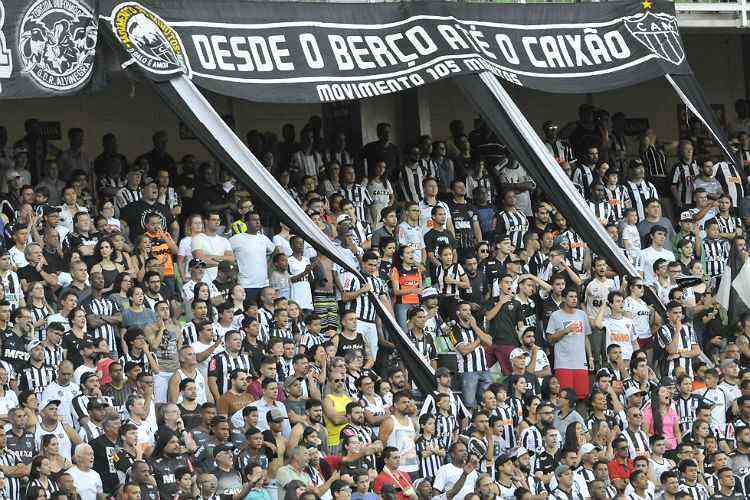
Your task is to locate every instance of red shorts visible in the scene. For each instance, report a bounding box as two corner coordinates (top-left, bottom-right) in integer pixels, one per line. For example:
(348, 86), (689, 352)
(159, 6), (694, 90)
(555, 368), (590, 399)
(637, 337), (654, 350)
(485, 343), (515, 374)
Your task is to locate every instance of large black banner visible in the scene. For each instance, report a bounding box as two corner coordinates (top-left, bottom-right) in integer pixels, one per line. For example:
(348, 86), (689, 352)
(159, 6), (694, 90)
(102, 0), (690, 103)
(0, 0), (691, 101)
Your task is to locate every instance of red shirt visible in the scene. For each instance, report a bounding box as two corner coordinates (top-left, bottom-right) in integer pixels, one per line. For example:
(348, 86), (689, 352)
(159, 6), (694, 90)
(608, 458), (635, 480)
(373, 469), (413, 500)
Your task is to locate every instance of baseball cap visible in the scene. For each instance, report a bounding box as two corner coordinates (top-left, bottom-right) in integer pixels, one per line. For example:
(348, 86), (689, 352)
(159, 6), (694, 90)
(536, 454), (555, 473)
(128, 165), (144, 175)
(336, 214), (351, 225)
(27, 340), (43, 351)
(284, 376), (302, 389)
(80, 340), (95, 350)
(5, 170), (20, 181)
(420, 287), (439, 299)
(496, 233), (511, 243)
(267, 409), (286, 423)
(680, 210), (696, 222)
(513, 447), (533, 459)
(123, 361), (140, 373)
(435, 367), (451, 378)
(43, 399), (61, 409)
(509, 348), (529, 360)
(580, 443), (600, 455)
(41, 205), (62, 215)
(241, 315), (258, 328)
(87, 398), (109, 410)
(495, 453), (513, 466)
(624, 386), (646, 399)
(660, 376), (677, 387)
(189, 258), (206, 269)
(721, 358), (738, 369)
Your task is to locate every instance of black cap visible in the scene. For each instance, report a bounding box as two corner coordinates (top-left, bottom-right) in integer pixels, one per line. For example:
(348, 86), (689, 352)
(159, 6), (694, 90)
(214, 443), (235, 455)
(87, 398), (109, 410)
(41, 205), (62, 215)
(189, 258), (206, 269)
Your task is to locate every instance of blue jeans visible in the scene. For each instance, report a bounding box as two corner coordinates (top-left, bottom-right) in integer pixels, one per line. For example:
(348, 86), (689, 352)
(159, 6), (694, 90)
(394, 303), (412, 330)
(461, 370), (493, 408)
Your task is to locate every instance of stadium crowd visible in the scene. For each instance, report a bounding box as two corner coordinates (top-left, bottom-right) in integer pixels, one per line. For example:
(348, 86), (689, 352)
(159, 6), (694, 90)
(0, 99), (750, 500)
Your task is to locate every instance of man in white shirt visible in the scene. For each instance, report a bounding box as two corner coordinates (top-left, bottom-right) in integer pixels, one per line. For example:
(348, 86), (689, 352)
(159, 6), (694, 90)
(67, 443), (104, 500)
(230, 212), (279, 302)
(41, 360), (80, 427)
(433, 441), (478, 500)
(192, 210), (234, 283)
(640, 225), (675, 285)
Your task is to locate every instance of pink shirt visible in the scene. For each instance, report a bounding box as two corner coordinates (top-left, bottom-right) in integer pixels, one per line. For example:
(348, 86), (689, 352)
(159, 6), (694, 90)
(643, 402), (679, 449)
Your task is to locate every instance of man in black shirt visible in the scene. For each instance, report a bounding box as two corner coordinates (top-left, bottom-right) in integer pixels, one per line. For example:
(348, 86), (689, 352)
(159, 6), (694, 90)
(424, 206), (456, 275)
(120, 180), (177, 241)
(6, 407), (35, 464)
(447, 180), (482, 259)
(0, 301), (28, 372)
(91, 413), (122, 496)
(362, 123), (400, 179)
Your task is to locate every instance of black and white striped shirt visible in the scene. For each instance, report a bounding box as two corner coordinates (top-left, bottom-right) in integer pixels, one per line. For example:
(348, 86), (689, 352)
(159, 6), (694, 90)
(345, 273), (388, 323)
(0, 270), (23, 310)
(545, 140), (575, 164)
(558, 229), (587, 274)
(448, 321), (487, 373)
(676, 394), (702, 435)
(84, 296), (121, 357)
(672, 161), (700, 207)
(702, 237), (730, 279)
(397, 163), (427, 203)
(496, 404), (517, 448)
(625, 180), (660, 221)
(407, 329), (437, 363)
(339, 184), (373, 224)
(605, 184), (629, 222)
(419, 157), (438, 180)
(19, 364), (56, 397)
(0, 448), (21, 500)
(351, 220), (372, 248)
(207, 351), (255, 395)
(717, 215), (741, 237)
(573, 164), (595, 199)
(415, 435), (443, 479)
(588, 200), (615, 226)
(43, 343), (64, 368)
(657, 323), (698, 378)
(642, 145), (668, 180)
(181, 321), (200, 346)
(26, 478), (59, 498)
(434, 263), (465, 299)
(115, 186), (142, 210)
(434, 412), (458, 449)
(620, 427), (651, 459)
(520, 424), (544, 454)
(678, 481), (709, 500)
(31, 304), (51, 341)
(495, 209), (529, 250)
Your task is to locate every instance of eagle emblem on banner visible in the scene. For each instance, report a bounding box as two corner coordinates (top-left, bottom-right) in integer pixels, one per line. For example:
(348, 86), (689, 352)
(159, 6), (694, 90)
(624, 11), (685, 66)
(111, 2), (190, 77)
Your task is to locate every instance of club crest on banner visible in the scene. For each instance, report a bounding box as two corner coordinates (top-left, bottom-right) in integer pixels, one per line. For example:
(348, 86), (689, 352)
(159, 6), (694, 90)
(17, 0), (97, 91)
(111, 2), (190, 77)
(0, 2), (12, 92)
(624, 11), (685, 66)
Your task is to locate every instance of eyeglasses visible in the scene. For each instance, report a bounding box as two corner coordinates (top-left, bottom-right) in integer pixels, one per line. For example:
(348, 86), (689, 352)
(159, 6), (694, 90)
(333, 379), (344, 383)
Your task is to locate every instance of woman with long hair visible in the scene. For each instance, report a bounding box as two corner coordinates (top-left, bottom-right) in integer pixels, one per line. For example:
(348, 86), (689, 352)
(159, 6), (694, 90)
(63, 306), (88, 367)
(589, 419), (615, 461)
(516, 395), (542, 437)
(132, 234), (152, 283)
(643, 385), (681, 450)
(108, 271), (133, 310)
(40, 434), (72, 476)
(121, 285), (158, 332)
(357, 373), (388, 435)
(320, 162), (341, 197)
(111, 232), (136, 277)
(19, 390), (40, 430)
(390, 245), (422, 330)
(24, 486), (48, 500)
(433, 244), (470, 320)
(26, 281), (53, 340)
(191, 282), (217, 322)
(540, 375), (561, 408)
(26, 455), (59, 498)
(367, 160), (394, 228)
(561, 421), (588, 455)
(0, 366), (18, 420)
(90, 238), (125, 291)
(287, 300), (306, 342)
(178, 214), (204, 278)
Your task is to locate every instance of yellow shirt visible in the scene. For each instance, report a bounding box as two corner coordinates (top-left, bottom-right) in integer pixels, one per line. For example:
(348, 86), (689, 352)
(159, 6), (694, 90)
(324, 393), (352, 446)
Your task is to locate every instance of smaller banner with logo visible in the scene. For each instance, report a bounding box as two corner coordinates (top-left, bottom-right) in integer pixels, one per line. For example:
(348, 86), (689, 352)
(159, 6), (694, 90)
(98, 0), (691, 103)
